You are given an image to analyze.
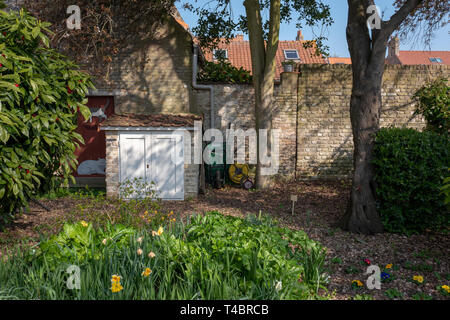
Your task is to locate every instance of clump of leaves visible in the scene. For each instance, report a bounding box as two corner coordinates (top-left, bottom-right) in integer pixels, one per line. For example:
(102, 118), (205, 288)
(412, 77), (449, 135)
(0, 8), (94, 222)
(412, 292), (433, 300)
(197, 59), (252, 84)
(384, 288), (403, 299)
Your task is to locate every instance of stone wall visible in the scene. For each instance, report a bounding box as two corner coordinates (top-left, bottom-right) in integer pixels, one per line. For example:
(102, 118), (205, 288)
(195, 64), (449, 179)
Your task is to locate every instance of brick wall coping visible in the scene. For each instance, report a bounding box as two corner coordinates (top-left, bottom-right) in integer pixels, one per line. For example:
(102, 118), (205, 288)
(100, 113), (203, 128)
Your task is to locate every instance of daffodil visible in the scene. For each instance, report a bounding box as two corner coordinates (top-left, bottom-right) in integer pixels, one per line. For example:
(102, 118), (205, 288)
(148, 251), (156, 258)
(385, 264), (392, 269)
(142, 268), (152, 277)
(111, 282), (123, 293)
(157, 226), (164, 236)
(441, 285), (450, 293)
(137, 248), (143, 255)
(137, 237), (143, 244)
(111, 275), (121, 283)
(413, 275), (424, 283)
(80, 221), (88, 227)
(102, 238), (107, 245)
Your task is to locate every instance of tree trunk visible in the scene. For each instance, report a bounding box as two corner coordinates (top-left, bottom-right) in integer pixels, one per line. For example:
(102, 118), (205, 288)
(340, 75), (384, 234)
(340, 0), (422, 234)
(244, 0), (280, 189)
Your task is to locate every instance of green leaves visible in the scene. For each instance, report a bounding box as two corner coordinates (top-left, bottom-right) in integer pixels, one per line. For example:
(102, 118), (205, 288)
(413, 78), (449, 135)
(373, 128), (450, 234)
(0, 8), (94, 220)
(198, 60), (252, 84)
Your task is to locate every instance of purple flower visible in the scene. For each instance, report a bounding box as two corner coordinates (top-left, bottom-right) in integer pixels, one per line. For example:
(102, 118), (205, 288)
(381, 272), (390, 280)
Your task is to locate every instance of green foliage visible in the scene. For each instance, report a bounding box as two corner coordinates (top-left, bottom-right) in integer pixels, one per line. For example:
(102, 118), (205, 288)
(0, 9), (94, 221)
(372, 128), (450, 234)
(413, 78), (449, 135)
(353, 294), (374, 300)
(187, 0), (332, 53)
(412, 292), (432, 300)
(197, 59), (252, 84)
(37, 221), (136, 267)
(384, 288), (403, 299)
(0, 211), (327, 299)
(441, 170), (450, 207)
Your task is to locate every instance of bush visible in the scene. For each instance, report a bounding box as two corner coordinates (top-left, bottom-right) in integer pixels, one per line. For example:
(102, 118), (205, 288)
(412, 78), (449, 135)
(0, 212), (327, 300)
(372, 128), (450, 234)
(197, 59), (252, 84)
(0, 9), (93, 221)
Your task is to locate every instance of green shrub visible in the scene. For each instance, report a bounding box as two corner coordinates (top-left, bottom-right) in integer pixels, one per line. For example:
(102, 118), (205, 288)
(197, 59), (252, 84)
(412, 78), (449, 135)
(0, 212), (327, 300)
(0, 9), (94, 221)
(372, 128), (450, 234)
(441, 170), (450, 207)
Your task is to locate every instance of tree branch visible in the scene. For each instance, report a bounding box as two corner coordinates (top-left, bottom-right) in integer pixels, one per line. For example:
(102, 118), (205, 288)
(244, 0), (266, 80)
(382, 0), (423, 36)
(264, 0), (281, 78)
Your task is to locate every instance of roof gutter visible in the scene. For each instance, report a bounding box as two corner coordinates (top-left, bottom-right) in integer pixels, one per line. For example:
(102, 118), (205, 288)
(192, 44), (215, 130)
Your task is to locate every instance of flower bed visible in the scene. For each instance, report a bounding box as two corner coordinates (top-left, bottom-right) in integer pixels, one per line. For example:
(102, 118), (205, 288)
(0, 211), (328, 300)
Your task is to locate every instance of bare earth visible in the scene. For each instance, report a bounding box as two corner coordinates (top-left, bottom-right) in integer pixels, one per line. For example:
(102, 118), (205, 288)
(1, 180), (449, 300)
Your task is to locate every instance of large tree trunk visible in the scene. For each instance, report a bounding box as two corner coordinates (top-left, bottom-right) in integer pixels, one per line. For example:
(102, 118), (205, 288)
(341, 0), (421, 234)
(341, 75), (384, 234)
(244, 0), (280, 189)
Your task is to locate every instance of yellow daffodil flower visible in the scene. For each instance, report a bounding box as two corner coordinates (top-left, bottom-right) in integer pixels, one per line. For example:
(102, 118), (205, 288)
(142, 268), (152, 277)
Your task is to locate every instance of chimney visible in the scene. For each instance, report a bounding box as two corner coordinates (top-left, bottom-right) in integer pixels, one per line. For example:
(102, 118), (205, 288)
(296, 30), (304, 41)
(388, 36), (400, 58)
(234, 34), (244, 41)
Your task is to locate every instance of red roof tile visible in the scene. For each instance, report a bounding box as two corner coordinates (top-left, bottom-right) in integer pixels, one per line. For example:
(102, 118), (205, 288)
(201, 36), (327, 80)
(328, 57), (352, 64)
(393, 51), (450, 65)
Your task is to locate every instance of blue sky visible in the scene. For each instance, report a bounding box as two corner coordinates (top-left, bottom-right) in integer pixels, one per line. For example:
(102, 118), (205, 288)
(178, 0), (449, 57)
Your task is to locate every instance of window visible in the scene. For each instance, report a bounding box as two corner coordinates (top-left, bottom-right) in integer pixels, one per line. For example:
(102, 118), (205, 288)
(213, 49), (228, 60)
(429, 57), (443, 63)
(283, 49), (300, 60)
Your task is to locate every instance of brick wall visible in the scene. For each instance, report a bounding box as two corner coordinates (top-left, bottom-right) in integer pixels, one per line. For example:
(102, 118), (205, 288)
(195, 64), (449, 179)
(93, 15), (195, 115)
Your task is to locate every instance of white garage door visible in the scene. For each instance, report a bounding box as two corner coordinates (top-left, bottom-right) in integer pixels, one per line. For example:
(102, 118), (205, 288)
(119, 131), (184, 200)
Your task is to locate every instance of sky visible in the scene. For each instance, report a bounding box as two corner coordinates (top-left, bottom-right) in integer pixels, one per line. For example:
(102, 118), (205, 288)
(178, 0), (450, 58)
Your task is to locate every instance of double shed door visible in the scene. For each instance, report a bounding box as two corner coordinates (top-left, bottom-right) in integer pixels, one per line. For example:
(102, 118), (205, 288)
(119, 131), (184, 200)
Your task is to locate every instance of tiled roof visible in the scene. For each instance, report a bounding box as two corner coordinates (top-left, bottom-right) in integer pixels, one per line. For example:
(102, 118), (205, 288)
(100, 114), (203, 128)
(392, 51), (450, 65)
(328, 57), (352, 64)
(201, 37), (327, 80)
